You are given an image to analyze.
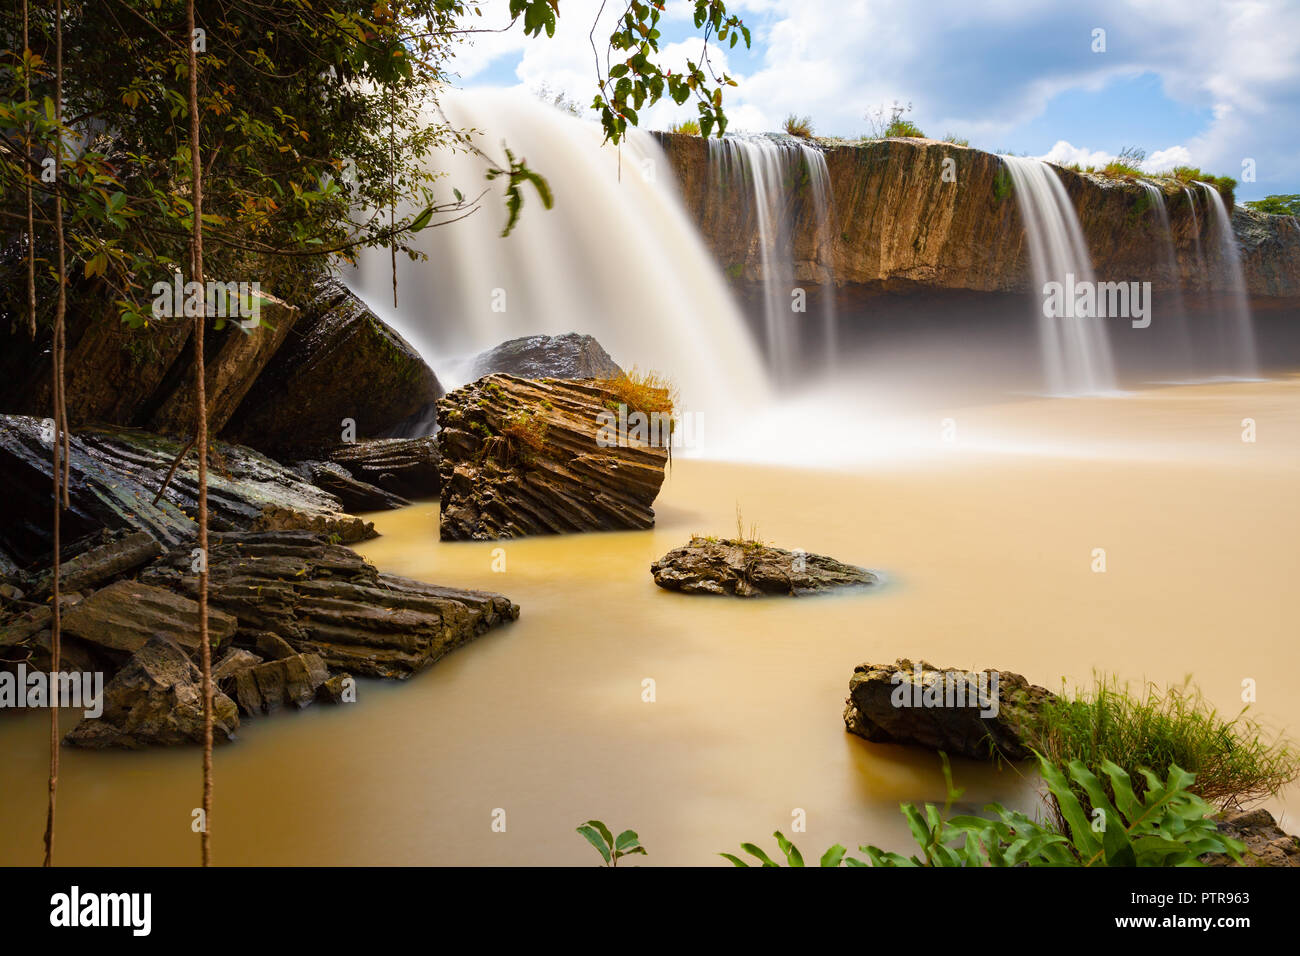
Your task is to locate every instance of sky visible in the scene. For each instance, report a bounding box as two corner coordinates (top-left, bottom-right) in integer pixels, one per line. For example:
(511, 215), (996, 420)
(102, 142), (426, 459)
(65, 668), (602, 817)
(447, 0), (1300, 201)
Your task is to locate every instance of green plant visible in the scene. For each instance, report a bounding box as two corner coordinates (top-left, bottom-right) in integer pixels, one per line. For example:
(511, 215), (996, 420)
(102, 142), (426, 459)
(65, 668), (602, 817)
(1245, 194), (1300, 216)
(1028, 677), (1299, 815)
(721, 831), (857, 867)
(576, 820), (646, 866)
(942, 134), (969, 147)
(783, 114), (814, 139)
(669, 118), (702, 136)
(993, 166), (1012, 201)
(884, 117), (925, 137)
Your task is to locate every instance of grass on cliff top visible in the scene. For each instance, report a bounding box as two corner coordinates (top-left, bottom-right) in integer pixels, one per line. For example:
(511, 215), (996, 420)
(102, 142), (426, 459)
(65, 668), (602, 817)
(669, 118), (701, 136)
(783, 114), (814, 139)
(1028, 675), (1299, 816)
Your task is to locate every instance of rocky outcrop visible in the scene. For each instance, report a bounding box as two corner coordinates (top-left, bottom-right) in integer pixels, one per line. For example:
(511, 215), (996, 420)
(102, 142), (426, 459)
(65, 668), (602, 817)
(223, 277), (441, 454)
(61, 578), (238, 655)
(436, 374), (669, 540)
(325, 436), (441, 500)
(655, 132), (1300, 304)
(469, 333), (623, 380)
(66, 636), (241, 749)
(650, 536), (876, 597)
(0, 415), (372, 566)
(1204, 808), (1300, 867)
(291, 459), (412, 512)
(843, 658), (1056, 760)
(139, 531), (520, 679)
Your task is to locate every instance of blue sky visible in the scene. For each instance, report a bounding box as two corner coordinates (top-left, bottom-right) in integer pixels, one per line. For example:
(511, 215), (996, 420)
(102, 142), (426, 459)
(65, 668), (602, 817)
(450, 1), (1300, 201)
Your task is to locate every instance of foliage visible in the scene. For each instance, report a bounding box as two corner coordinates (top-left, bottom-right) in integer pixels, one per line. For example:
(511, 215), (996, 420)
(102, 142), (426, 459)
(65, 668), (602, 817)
(863, 100), (920, 139)
(884, 117), (925, 138)
(723, 754), (1245, 867)
(992, 166), (1012, 201)
(593, 366), (677, 421)
(1028, 676), (1299, 817)
(668, 118), (702, 136)
(1245, 194), (1300, 216)
(942, 134), (969, 147)
(587, 0), (750, 143)
(500, 408), (550, 459)
(576, 820), (646, 866)
(1102, 160), (1144, 179)
(783, 114), (814, 139)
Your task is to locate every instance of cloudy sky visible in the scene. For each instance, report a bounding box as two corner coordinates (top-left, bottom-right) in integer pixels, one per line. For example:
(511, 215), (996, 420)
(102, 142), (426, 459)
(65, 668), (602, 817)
(448, 0), (1300, 201)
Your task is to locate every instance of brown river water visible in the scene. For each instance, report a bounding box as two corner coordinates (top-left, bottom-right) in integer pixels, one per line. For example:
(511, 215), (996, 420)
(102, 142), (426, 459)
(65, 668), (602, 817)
(2, 377), (1297, 865)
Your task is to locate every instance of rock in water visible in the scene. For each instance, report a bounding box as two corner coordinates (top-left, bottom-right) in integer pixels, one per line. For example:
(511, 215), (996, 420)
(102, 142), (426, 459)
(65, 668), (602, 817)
(326, 436), (441, 499)
(1203, 808), (1300, 867)
(140, 530), (520, 679)
(66, 636), (240, 749)
(224, 277), (441, 455)
(0, 415), (372, 565)
(469, 333), (623, 380)
(650, 536), (876, 597)
(437, 375), (668, 540)
(842, 658), (1056, 761)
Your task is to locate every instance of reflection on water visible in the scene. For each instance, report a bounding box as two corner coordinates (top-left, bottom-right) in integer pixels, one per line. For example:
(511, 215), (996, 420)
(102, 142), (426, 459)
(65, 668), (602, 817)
(1, 378), (1297, 864)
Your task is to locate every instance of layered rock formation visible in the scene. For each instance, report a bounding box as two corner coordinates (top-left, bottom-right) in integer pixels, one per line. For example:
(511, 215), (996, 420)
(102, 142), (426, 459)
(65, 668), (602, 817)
(224, 277), (442, 454)
(655, 133), (1300, 304)
(0, 414), (373, 566)
(325, 436), (441, 500)
(843, 658), (1056, 760)
(437, 374), (668, 540)
(468, 332), (623, 380)
(651, 536), (876, 597)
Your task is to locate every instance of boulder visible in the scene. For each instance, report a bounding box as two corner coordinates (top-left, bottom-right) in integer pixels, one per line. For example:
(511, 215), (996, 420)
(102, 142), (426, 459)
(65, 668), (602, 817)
(843, 658), (1055, 761)
(468, 333), (623, 380)
(437, 374), (668, 540)
(650, 536), (876, 597)
(29, 530), (161, 598)
(66, 636), (240, 749)
(232, 652), (331, 715)
(1204, 808), (1300, 867)
(61, 578), (237, 655)
(0, 415), (373, 565)
(140, 530), (520, 679)
(223, 277), (441, 454)
(324, 436), (440, 500)
(292, 459), (412, 511)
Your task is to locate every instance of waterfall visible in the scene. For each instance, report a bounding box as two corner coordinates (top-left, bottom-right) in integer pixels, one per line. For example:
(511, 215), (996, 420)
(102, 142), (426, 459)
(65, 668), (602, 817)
(1001, 156), (1116, 395)
(706, 135), (838, 381)
(1183, 186), (1206, 289)
(1138, 182), (1194, 372)
(1195, 182), (1259, 378)
(345, 89), (769, 450)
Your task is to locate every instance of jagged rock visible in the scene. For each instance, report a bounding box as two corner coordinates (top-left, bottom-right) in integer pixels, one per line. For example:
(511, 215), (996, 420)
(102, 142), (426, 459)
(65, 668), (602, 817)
(224, 277), (441, 454)
(437, 375), (668, 540)
(232, 652), (330, 715)
(140, 530), (519, 679)
(0, 415), (373, 565)
(66, 636), (240, 749)
(316, 673), (354, 704)
(325, 437), (441, 499)
(468, 333), (623, 380)
(293, 459), (411, 511)
(147, 293), (298, 436)
(29, 530), (161, 598)
(843, 658), (1056, 761)
(1204, 808), (1300, 867)
(213, 647), (262, 686)
(253, 631), (297, 660)
(650, 536), (876, 597)
(61, 578), (237, 655)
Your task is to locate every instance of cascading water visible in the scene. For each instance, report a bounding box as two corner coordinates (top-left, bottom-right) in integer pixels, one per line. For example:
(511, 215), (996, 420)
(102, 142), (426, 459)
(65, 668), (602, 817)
(1183, 186), (1206, 287)
(345, 89), (769, 451)
(1001, 156), (1116, 395)
(1138, 181), (1194, 372)
(706, 135), (837, 381)
(1195, 182), (1259, 377)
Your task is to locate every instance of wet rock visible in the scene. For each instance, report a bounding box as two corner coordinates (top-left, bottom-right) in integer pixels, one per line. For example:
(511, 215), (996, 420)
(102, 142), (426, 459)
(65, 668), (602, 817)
(232, 652), (331, 715)
(66, 636), (240, 749)
(325, 437), (440, 500)
(316, 673), (355, 704)
(29, 530), (161, 598)
(213, 647), (262, 687)
(141, 530), (520, 679)
(224, 277), (441, 454)
(437, 375), (668, 540)
(651, 535), (876, 597)
(1204, 808), (1300, 867)
(292, 459), (411, 511)
(0, 415), (373, 565)
(468, 333), (623, 380)
(61, 578), (237, 655)
(842, 658), (1056, 761)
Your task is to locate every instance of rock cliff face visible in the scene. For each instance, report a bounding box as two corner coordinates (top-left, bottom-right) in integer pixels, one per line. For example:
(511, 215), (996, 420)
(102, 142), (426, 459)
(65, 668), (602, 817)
(436, 374), (668, 540)
(655, 134), (1300, 304)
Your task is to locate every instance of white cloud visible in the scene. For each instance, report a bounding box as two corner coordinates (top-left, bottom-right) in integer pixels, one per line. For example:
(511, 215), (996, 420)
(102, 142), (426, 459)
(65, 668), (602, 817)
(1038, 140), (1117, 168)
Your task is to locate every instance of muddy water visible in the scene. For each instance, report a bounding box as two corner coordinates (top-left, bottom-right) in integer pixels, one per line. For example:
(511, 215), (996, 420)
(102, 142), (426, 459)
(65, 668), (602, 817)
(2, 378), (1297, 865)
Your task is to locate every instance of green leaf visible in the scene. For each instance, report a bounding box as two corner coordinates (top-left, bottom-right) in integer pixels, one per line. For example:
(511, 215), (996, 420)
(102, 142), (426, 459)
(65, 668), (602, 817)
(719, 853), (749, 867)
(773, 831), (804, 867)
(614, 829), (641, 852)
(739, 843), (779, 867)
(819, 844), (847, 867)
(576, 825), (612, 864)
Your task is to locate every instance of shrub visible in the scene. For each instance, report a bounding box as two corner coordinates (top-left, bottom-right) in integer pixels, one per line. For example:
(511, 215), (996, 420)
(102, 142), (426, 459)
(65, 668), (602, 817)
(942, 134), (969, 146)
(669, 118), (701, 136)
(783, 114), (814, 139)
(1246, 194), (1300, 216)
(592, 367), (677, 421)
(884, 117), (925, 138)
(1028, 676), (1298, 817)
(576, 820), (646, 866)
